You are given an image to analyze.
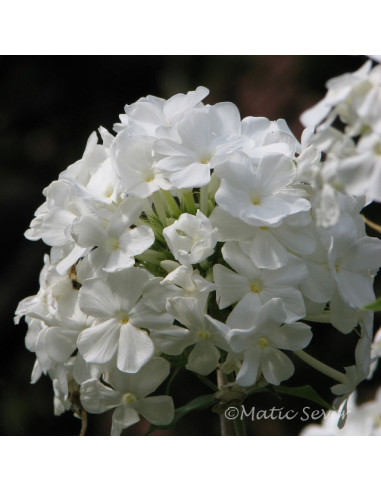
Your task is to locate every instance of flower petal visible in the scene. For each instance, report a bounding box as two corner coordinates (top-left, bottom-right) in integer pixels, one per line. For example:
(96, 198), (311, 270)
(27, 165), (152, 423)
(134, 395), (174, 426)
(80, 379), (122, 414)
(77, 319), (120, 364)
(111, 405), (140, 435)
(261, 347), (294, 385)
(236, 347), (261, 387)
(186, 340), (220, 375)
(117, 323), (154, 373)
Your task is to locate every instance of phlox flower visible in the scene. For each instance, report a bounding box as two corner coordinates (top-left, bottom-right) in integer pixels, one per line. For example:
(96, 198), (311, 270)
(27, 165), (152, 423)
(113, 86), (209, 138)
(207, 298), (312, 386)
(154, 103), (242, 188)
(77, 268), (172, 373)
(214, 151), (310, 227)
(213, 242), (307, 322)
(71, 197), (155, 273)
(112, 134), (171, 198)
(80, 357), (174, 435)
(210, 206), (315, 269)
(151, 296), (229, 375)
(163, 210), (218, 266)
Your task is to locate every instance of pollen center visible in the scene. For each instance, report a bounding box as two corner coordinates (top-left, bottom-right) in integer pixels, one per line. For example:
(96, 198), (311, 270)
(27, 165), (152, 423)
(105, 185), (114, 198)
(196, 329), (211, 340)
(145, 172), (155, 182)
(258, 337), (269, 349)
(250, 280), (262, 293)
(122, 392), (137, 405)
(108, 237), (119, 251)
(118, 312), (129, 324)
(250, 193), (261, 206)
(200, 156), (211, 165)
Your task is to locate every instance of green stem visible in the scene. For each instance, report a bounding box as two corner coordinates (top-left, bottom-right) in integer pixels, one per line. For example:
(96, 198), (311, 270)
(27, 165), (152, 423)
(161, 190), (181, 218)
(195, 373), (219, 392)
(217, 369), (235, 436)
(294, 350), (347, 384)
(179, 189), (197, 214)
(143, 198), (153, 217)
(165, 367), (181, 395)
(152, 191), (168, 226)
(136, 249), (167, 265)
(199, 185), (209, 216)
(233, 415), (247, 436)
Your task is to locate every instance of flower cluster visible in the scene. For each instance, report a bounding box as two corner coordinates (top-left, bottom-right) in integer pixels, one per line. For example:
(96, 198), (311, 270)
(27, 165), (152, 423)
(15, 66), (381, 435)
(301, 388), (381, 436)
(300, 57), (381, 227)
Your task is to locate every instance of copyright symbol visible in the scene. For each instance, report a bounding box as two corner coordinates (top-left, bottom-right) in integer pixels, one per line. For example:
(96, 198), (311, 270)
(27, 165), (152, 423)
(225, 406), (240, 420)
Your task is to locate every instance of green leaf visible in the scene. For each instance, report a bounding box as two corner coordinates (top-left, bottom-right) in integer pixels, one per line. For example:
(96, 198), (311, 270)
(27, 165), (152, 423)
(364, 297), (381, 311)
(273, 384), (333, 410)
(145, 393), (216, 435)
(171, 393), (217, 425)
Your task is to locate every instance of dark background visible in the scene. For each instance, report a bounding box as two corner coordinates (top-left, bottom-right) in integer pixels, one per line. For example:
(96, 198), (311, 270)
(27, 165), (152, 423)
(1, 55), (380, 436)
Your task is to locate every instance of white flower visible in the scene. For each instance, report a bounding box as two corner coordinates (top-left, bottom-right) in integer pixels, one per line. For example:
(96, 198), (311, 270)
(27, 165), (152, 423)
(241, 117), (301, 158)
(114, 86), (210, 138)
(152, 296), (229, 375)
(160, 264), (215, 305)
(163, 210), (218, 266)
(112, 134), (171, 197)
(25, 180), (88, 247)
(77, 269), (172, 373)
(213, 242), (307, 322)
(33, 290), (93, 375)
(327, 214), (381, 311)
(15, 253), (72, 324)
(71, 197), (155, 273)
(15, 81), (381, 436)
(210, 206), (315, 269)
(61, 129), (124, 206)
(80, 357), (174, 435)
(214, 151), (310, 227)
(208, 298), (312, 386)
(300, 60), (373, 130)
(300, 392), (381, 436)
(154, 104), (242, 188)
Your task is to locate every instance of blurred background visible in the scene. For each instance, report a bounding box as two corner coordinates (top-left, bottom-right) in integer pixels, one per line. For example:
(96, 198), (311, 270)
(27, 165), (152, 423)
(1, 55), (381, 436)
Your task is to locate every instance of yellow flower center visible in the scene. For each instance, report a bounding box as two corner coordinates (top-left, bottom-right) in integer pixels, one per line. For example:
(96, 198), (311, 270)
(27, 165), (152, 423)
(258, 337), (269, 349)
(122, 392), (137, 405)
(145, 172), (155, 182)
(250, 193), (261, 206)
(107, 237), (119, 251)
(196, 329), (211, 340)
(105, 185), (114, 198)
(118, 312), (129, 324)
(250, 280), (262, 293)
(200, 156), (211, 165)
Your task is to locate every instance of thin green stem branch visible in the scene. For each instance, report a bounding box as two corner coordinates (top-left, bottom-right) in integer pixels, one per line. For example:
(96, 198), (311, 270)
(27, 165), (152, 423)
(152, 191), (168, 225)
(294, 350), (347, 384)
(161, 190), (181, 218)
(233, 415), (247, 436)
(195, 373), (219, 392)
(200, 185), (209, 216)
(179, 190), (197, 214)
(165, 367), (181, 395)
(217, 369), (235, 436)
